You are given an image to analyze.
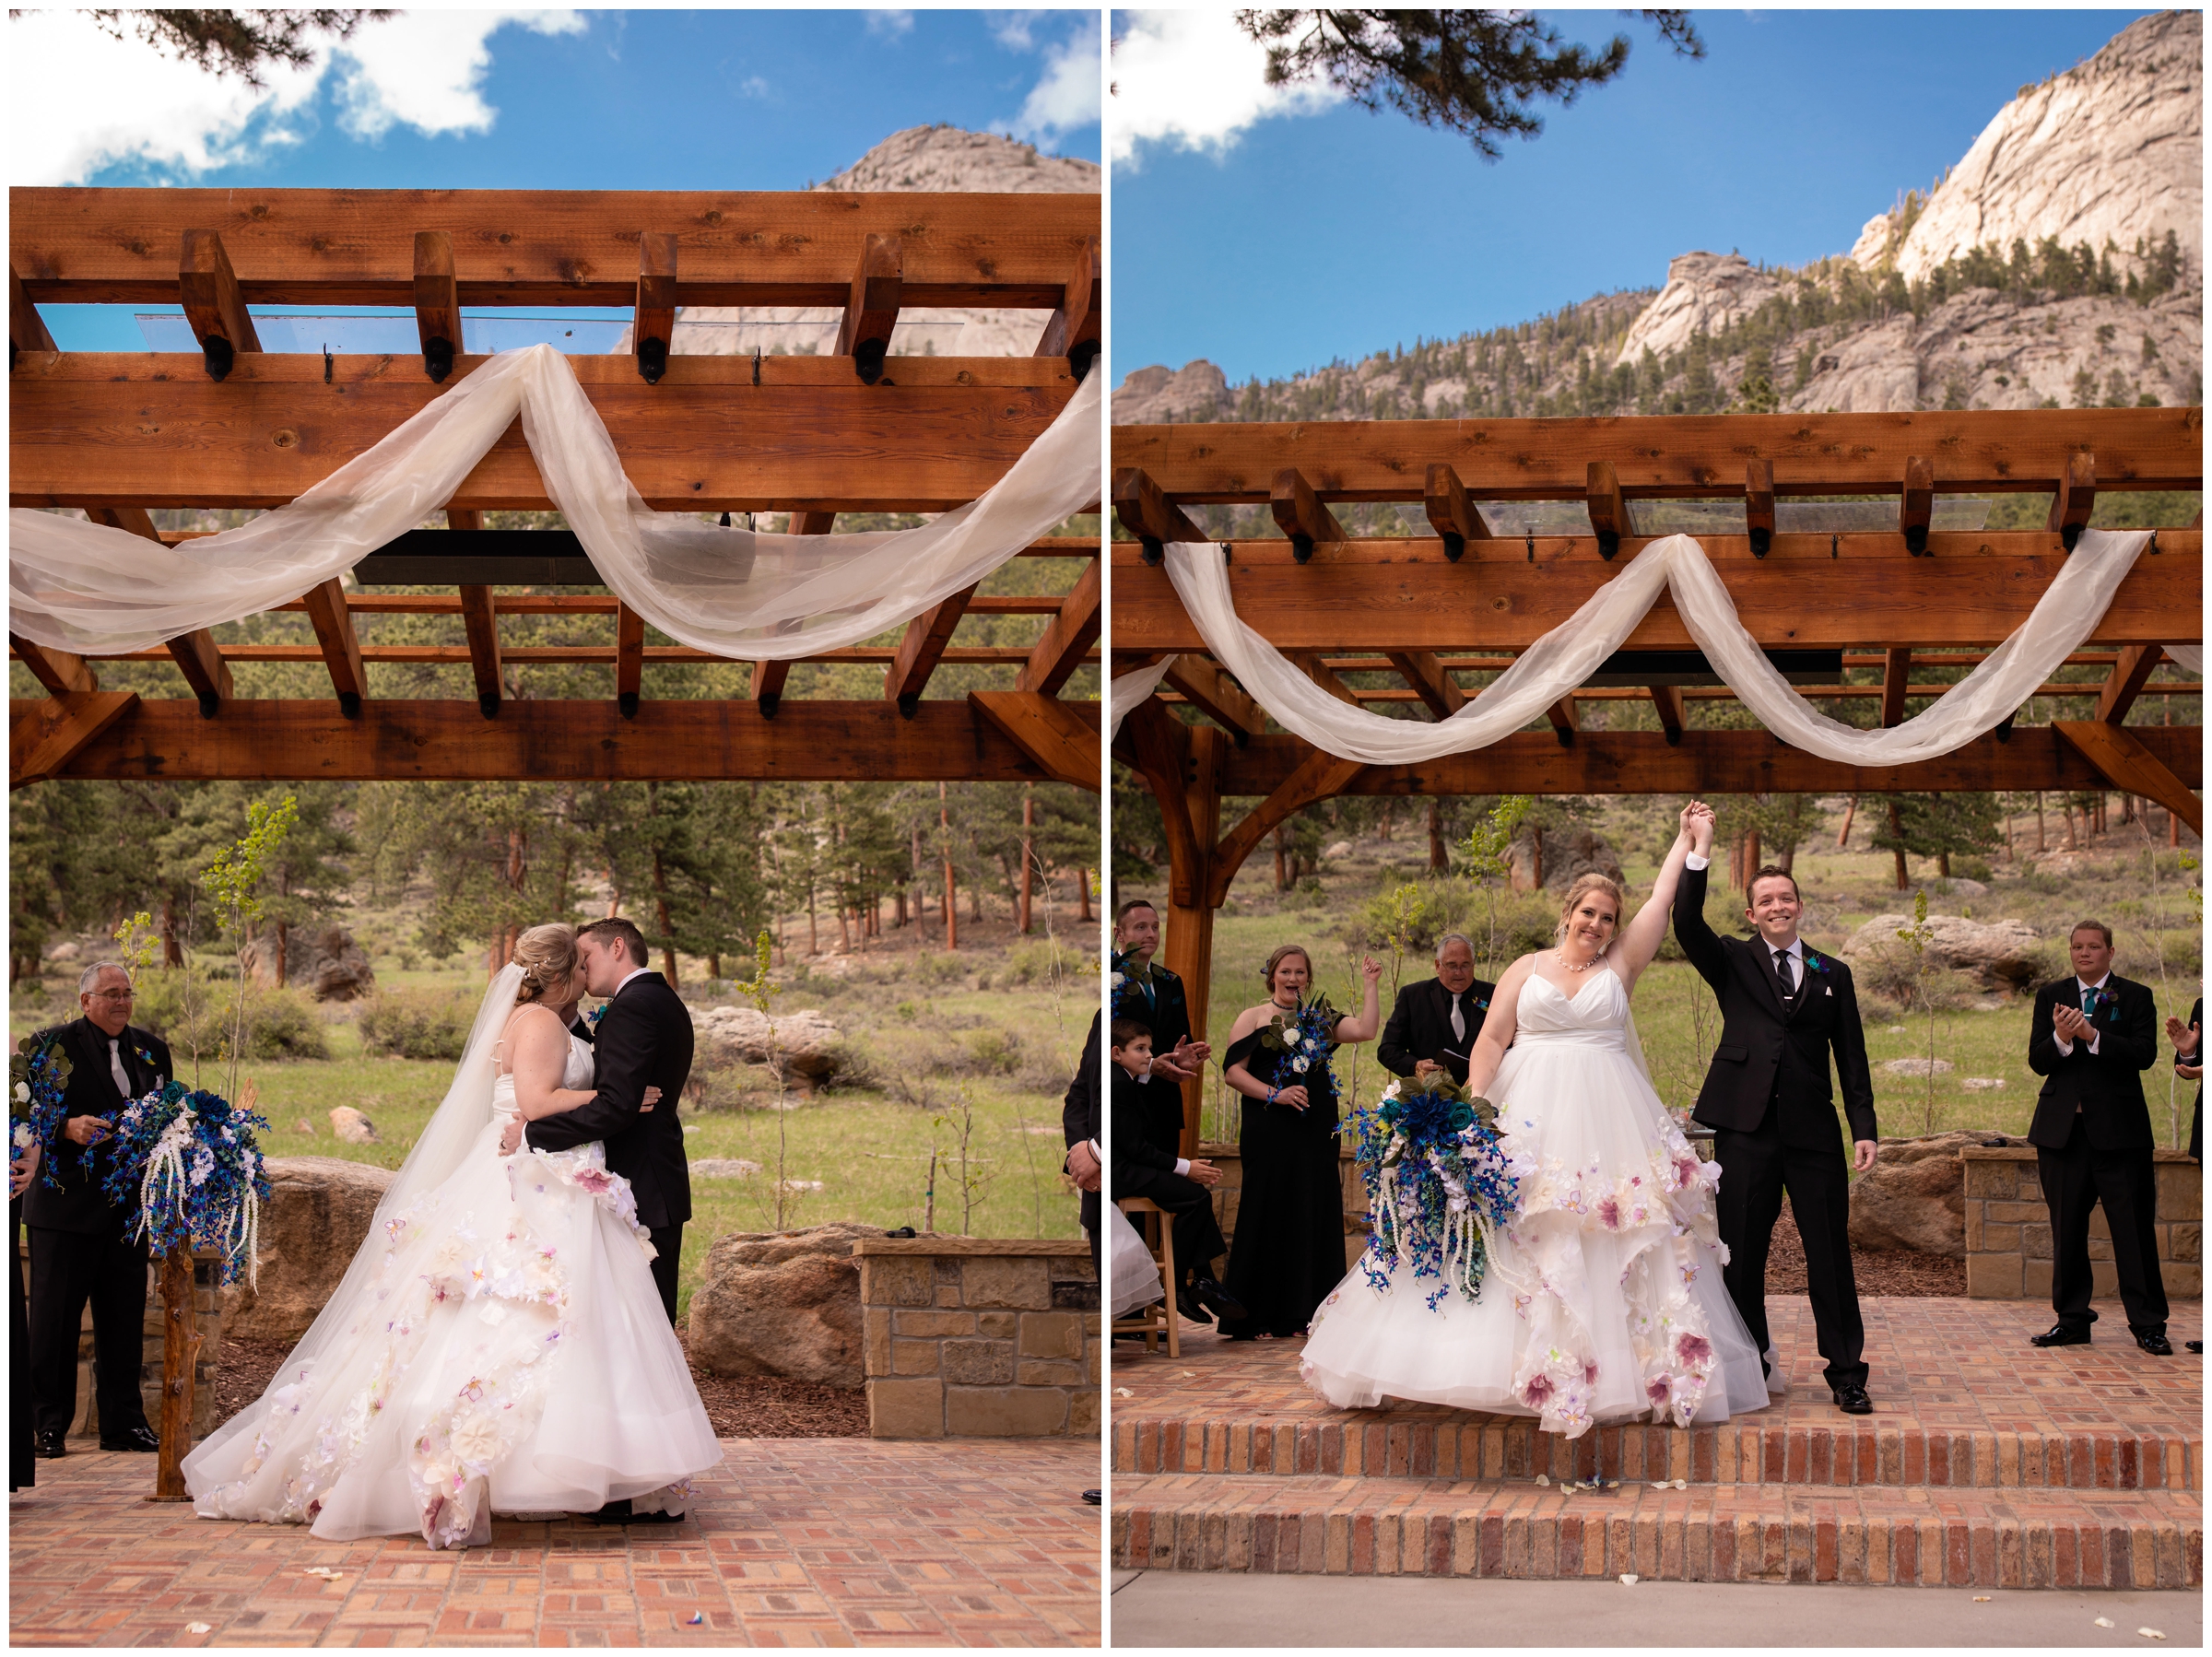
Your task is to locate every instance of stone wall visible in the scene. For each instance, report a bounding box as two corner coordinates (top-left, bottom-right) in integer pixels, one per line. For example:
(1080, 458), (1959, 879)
(1962, 1146), (2202, 1300)
(20, 1241), (224, 1442)
(854, 1239), (1099, 1440)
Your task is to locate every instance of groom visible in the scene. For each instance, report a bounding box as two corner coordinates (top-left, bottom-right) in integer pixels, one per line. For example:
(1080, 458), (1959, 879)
(1673, 805), (1879, 1416)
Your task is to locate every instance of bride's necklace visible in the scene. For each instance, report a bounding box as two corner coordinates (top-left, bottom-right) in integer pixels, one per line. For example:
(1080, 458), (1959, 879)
(1557, 946), (1606, 973)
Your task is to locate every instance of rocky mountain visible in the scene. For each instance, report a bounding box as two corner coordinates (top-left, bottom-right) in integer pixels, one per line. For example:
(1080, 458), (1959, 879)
(656, 125), (1099, 362)
(1115, 11), (2201, 429)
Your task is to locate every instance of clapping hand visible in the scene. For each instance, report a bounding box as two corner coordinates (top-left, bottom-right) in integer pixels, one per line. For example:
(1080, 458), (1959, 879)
(2167, 1014), (2201, 1057)
(2053, 1002), (2093, 1043)
(1148, 1038), (1205, 1082)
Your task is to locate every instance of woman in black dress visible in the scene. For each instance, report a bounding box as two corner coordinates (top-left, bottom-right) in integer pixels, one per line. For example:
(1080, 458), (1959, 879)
(11, 1139), (39, 1494)
(1217, 946), (1382, 1339)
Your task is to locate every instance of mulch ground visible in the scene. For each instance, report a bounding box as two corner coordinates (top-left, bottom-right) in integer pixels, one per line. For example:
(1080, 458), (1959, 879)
(214, 1328), (870, 1441)
(1763, 1206), (1968, 1297)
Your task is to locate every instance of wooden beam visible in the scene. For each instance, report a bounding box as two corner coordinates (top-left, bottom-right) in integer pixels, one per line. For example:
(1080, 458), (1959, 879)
(1209, 746), (1369, 907)
(84, 506), (231, 714)
(12, 351), (1078, 512)
(1120, 699), (1205, 908)
(2050, 451), (2096, 550)
(15, 188), (1100, 308)
(1547, 696), (1579, 746)
(25, 696), (1104, 783)
(752, 659), (792, 716)
(615, 604), (646, 718)
(1650, 683), (1685, 745)
(1293, 652), (1363, 709)
(1160, 655), (1265, 744)
(1017, 557), (1101, 697)
(1269, 468), (1346, 561)
(1109, 535), (2202, 651)
(1899, 455), (1935, 555)
(299, 580), (366, 717)
(1112, 407), (2202, 499)
(1586, 460), (1633, 560)
(835, 233), (901, 384)
(8, 634), (97, 695)
(786, 511), (836, 535)
(1188, 723), (2204, 800)
(886, 585), (979, 713)
(11, 691), (140, 788)
(10, 264), (56, 368)
(2053, 721), (2200, 834)
(1160, 723), (1226, 1161)
(1744, 458), (1775, 558)
(1423, 464), (1486, 561)
(968, 691), (1100, 792)
(1385, 651), (1465, 720)
(634, 232), (677, 385)
(1112, 466), (1207, 558)
(412, 230), (462, 384)
(1034, 236), (1100, 382)
(1881, 647), (1912, 727)
(2095, 645), (2164, 725)
(178, 229), (261, 380)
(444, 507), (503, 718)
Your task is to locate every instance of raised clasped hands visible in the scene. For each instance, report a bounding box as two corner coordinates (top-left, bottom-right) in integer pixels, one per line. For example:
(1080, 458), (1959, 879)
(1680, 799), (1717, 855)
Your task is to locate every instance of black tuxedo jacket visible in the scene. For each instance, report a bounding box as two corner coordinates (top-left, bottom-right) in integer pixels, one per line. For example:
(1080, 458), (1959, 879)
(1065, 1014), (1104, 1228)
(1113, 955), (1193, 1058)
(22, 1018), (171, 1236)
(525, 972), (693, 1229)
(1674, 864), (1877, 1151)
(1106, 1060), (1182, 1189)
(1377, 976), (1497, 1087)
(2026, 974), (2158, 1151)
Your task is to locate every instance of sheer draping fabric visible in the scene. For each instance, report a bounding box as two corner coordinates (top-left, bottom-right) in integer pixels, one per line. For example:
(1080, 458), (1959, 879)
(9, 343), (1101, 661)
(1108, 657), (1176, 741)
(2168, 645), (2204, 675)
(1160, 529), (2157, 767)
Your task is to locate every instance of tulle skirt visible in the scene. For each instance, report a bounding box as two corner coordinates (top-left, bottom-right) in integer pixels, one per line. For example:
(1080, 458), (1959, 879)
(183, 1123), (723, 1546)
(1300, 1033), (1771, 1436)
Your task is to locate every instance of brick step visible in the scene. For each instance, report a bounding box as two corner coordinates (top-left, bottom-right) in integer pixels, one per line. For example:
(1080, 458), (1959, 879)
(1113, 1410), (2203, 1492)
(1112, 1472), (2204, 1588)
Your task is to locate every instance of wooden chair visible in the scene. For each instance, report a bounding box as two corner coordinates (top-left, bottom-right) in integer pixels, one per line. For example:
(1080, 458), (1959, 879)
(1110, 1196), (1179, 1357)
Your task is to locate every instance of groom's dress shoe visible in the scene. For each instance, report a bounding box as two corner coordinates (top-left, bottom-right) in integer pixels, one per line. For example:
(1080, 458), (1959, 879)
(585, 1498), (682, 1525)
(33, 1429), (66, 1459)
(2135, 1331), (2173, 1357)
(2029, 1324), (2092, 1348)
(1174, 1289), (1213, 1327)
(1192, 1278), (1248, 1322)
(101, 1425), (160, 1452)
(1830, 1384), (1873, 1416)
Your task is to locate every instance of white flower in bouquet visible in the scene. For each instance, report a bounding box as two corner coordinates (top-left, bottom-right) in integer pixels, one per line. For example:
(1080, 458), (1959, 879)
(1282, 1030), (1302, 1050)
(11, 1123), (33, 1150)
(1111, 971), (1125, 989)
(14, 1081), (30, 1104)
(1382, 1080), (1402, 1101)
(1290, 1056), (1309, 1074)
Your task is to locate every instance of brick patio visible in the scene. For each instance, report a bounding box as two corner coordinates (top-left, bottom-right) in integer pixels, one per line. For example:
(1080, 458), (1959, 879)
(9, 1439), (1103, 1647)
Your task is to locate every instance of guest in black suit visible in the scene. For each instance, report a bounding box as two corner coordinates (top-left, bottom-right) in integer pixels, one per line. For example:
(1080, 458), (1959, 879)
(1673, 805), (1879, 1415)
(1378, 934), (1496, 1088)
(1065, 1012), (1105, 1275)
(24, 962), (168, 1457)
(2025, 922), (2168, 1355)
(517, 919), (692, 1327)
(2171, 997), (2201, 1166)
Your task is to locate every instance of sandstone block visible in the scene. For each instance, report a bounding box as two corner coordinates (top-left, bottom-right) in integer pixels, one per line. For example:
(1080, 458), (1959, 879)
(864, 1307), (892, 1378)
(1018, 1310), (1085, 1358)
(977, 1310), (1018, 1338)
(1850, 1132), (1982, 1257)
(2024, 1258), (2053, 1300)
(2164, 1263), (2201, 1297)
(2171, 1221), (2201, 1263)
(941, 1339), (1015, 1386)
(892, 1338), (942, 1376)
(946, 1384), (1068, 1437)
(894, 1310), (976, 1338)
(2022, 1223), (2053, 1258)
(1068, 1389), (1101, 1436)
(1017, 1359), (1085, 1388)
(962, 1255), (1052, 1310)
(1966, 1252), (2022, 1299)
(867, 1377), (944, 1440)
(1978, 1222), (2020, 1253)
(688, 1221), (875, 1388)
(862, 1255), (934, 1307)
(2159, 1167), (2202, 1222)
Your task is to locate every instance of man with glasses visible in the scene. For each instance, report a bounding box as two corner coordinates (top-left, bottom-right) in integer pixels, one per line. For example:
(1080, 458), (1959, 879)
(24, 962), (171, 1455)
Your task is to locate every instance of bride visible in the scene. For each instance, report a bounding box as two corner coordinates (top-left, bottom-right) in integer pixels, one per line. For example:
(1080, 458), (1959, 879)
(1300, 803), (1771, 1437)
(184, 923), (723, 1547)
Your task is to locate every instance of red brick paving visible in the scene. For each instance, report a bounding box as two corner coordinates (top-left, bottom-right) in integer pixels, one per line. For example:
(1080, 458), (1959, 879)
(1113, 1297), (2204, 1491)
(10, 1440), (1102, 1648)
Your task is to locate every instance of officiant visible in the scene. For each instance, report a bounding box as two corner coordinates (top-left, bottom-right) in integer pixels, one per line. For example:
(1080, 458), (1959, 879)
(1378, 934), (1496, 1088)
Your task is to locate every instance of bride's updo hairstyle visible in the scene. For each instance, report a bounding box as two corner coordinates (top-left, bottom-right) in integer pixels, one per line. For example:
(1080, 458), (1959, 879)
(1261, 944), (1314, 994)
(1554, 873), (1627, 941)
(512, 923), (581, 1005)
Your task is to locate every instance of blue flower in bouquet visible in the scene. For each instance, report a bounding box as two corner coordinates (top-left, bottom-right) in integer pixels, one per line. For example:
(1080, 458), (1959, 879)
(9, 1034), (72, 1190)
(1260, 996), (1341, 1100)
(1347, 1071), (1518, 1310)
(100, 1080), (273, 1287)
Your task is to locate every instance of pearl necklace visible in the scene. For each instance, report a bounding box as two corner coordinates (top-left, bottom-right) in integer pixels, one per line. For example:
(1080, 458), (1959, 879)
(1557, 946), (1606, 973)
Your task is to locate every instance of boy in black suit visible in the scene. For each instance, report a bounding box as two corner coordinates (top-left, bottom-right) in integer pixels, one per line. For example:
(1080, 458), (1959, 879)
(1106, 1020), (1242, 1325)
(25, 962), (168, 1456)
(2025, 922), (2168, 1354)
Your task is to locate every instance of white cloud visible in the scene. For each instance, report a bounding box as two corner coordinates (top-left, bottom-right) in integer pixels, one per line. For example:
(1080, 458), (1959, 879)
(738, 75), (771, 100)
(7, 9), (583, 183)
(1112, 9), (1340, 168)
(990, 11), (1044, 52)
(1007, 13), (1102, 149)
(866, 11), (916, 41)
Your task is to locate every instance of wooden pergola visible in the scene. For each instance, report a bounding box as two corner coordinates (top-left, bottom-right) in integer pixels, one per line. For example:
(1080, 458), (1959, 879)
(9, 187), (1103, 791)
(1112, 407), (2204, 1156)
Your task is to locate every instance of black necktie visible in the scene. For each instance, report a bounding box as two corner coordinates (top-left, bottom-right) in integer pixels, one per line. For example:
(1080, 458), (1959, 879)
(1772, 948), (1795, 1001)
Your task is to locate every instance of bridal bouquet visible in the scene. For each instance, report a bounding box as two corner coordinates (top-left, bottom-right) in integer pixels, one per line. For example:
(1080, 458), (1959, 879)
(100, 1079), (273, 1287)
(10, 1033), (72, 1190)
(1347, 1071), (1519, 1310)
(1259, 993), (1341, 1100)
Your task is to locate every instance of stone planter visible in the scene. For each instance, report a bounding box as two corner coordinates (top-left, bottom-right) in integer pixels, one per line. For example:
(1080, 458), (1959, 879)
(1961, 1145), (2202, 1299)
(854, 1239), (1099, 1440)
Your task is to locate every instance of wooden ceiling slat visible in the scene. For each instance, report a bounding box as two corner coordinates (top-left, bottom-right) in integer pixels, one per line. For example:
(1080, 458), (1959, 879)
(1017, 557), (1101, 698)
(885, 585), (979, 712)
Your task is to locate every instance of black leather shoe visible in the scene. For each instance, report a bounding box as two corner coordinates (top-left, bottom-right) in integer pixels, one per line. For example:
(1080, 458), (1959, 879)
(2029, 1324), (2092, 1347)
(100, 1425), (160, 1452)
(1192, 1277), (1248, 1322)
(2186, 1341), (2203, 1355)
(1830, 1384), (1874, 1416)
(2135, 1331), (2173, 1357)
(1174, 1289), (1213, 1326)
(1082, 1489), (1102, 1506)
(33, 1429), (66, 1459)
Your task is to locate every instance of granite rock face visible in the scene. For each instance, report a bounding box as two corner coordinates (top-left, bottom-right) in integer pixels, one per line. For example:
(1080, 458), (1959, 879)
(688, 1222), (877, 1389)
(221, 1156), (394, 1344)
(1111, 359), (1234, 425)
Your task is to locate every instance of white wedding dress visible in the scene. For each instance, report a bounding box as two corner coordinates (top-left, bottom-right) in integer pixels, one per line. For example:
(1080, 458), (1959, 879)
(1300, 965), (1771, 1437)
(185, 978), (722, 1547)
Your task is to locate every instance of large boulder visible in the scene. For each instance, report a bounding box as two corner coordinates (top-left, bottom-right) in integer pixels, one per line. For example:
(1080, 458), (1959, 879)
(241, 925), (376, 1001)
(1841, 912), (2045, 991)
(1847, 1131), (2018, 1258)
(1511, 826), (1625, 894)
(687, 1221), (877, 1389)
(696, 1005), (845, 1087)
(221, 1157), (394, 1344)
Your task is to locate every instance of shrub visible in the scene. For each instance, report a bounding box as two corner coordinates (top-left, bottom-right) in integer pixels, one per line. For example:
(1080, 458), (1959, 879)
(964, 1028), (1021, 1075)
(128, 965), (328, 1063)
(1006, 938), (1096, 990)
(357, 986), (477, 1061)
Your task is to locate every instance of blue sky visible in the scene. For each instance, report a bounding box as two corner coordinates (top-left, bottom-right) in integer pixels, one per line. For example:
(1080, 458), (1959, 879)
(15, 7), (1101, 351)
(1111, 9), (2159, 385)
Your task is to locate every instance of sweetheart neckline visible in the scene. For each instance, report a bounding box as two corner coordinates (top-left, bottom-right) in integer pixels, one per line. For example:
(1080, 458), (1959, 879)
(1525, 966), (1618, 1005)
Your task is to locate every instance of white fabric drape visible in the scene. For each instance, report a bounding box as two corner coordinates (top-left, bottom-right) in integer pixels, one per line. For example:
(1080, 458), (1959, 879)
(9, 344), (1100, 661)
(2167, 645), (2204, 675)
(1107, 656), (1175, 742)
(1161, 529), (2160, 767)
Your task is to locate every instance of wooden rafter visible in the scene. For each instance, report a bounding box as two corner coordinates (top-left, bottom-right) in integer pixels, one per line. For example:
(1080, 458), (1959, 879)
(2053, 721), (2200, 834)
(1546, 696), (1579, 746)
(1650, 683), (1685, 745)
(755, 511), (831, 717)
(1423, 464), (1485, 559)
(10, 264), (56, 365)
(2050, 452), (2096, 549)
(88, 506), (232, 715)
(1160, 656), (1264, 744)
(1017, 557), (1101, 697)
(179, 228), (261, 379)
(11, 691), (140, 788)
(1034, 236), (1100, 380)
(1112, 466), (1207, 557)
(1293, 652), (1362, 708)
(445, 507), (503, 718)
(1385, 651), (1465, 720)
(23, 696), (1104, 784)
(300, 580), (367, 717)
(2095, 645), (2164, 724)
(886, 585), (979, 713)
(1900, 456), (1935, 555)
(1269, 468), (1346, 560)
(634, 233), (677, 385)
(9, 635), (97, 696)
(969, 691), (1100, 791)
(1744, 459), (1774, 557)
(412, 230), (461, 383)
(615, 605), (646, 717)
(1586, 460), (1633, 559)
(50, 641), (1100, 671)
(836, 233), (901, 384)
(1880, 648), (1912, 728)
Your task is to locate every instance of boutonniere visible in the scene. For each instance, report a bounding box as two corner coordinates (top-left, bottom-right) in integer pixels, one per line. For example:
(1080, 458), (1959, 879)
(1801, 950), (1830, 976)
(2089, 986), (2120, 1022)
(136, 1046), (159, 1071)
(586, 1005), (606, 1026)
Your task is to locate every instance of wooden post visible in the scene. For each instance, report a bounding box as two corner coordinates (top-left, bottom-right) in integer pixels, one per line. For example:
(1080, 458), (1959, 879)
(1165, 726), (1226, 1162)
(1018, 790), (1035, 935)
(147, 1243), (199, 1501)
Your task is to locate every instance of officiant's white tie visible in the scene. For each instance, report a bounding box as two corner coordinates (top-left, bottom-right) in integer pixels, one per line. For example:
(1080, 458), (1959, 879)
(110, 1039), (132, 1100)
(1451, 996), (1466, 1044)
